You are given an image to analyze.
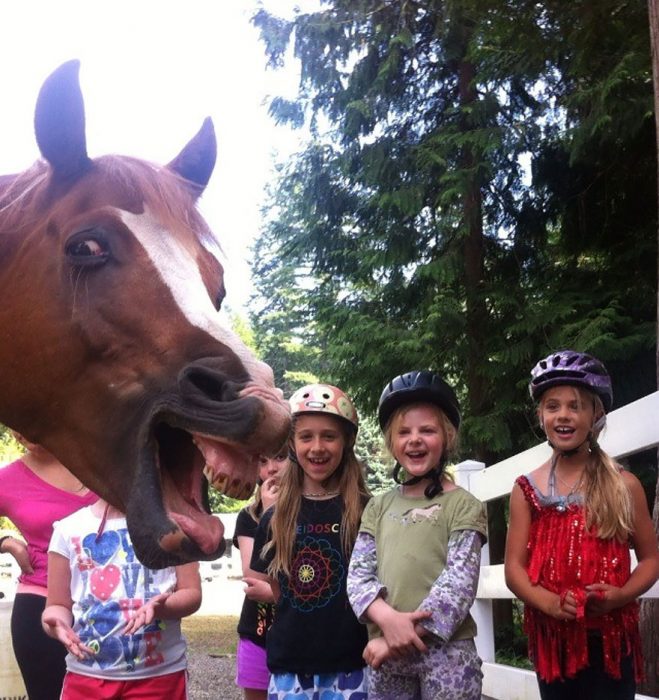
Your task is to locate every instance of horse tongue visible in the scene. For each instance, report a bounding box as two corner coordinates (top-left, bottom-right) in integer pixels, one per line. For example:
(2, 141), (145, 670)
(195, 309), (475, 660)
(193, 434), (258, 501)
(169, 511), (223, 556)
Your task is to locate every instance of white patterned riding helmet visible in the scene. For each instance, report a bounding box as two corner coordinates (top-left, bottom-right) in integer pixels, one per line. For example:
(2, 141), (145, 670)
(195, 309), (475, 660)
(289, 383), (359, 432)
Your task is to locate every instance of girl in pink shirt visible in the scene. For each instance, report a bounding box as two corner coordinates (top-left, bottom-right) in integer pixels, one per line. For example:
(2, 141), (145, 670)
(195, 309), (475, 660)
(0, 434), (97, 700)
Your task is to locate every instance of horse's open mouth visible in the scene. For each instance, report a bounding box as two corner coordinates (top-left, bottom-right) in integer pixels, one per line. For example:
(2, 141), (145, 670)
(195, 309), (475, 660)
(153, 423), (258, 557)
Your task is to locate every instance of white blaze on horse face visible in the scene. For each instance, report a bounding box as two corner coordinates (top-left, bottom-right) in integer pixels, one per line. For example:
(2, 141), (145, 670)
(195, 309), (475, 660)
(119, 207), (265, 380)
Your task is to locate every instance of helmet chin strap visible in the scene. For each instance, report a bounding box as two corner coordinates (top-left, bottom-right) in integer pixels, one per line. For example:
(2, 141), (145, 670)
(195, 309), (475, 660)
(393, 458), (446, 498)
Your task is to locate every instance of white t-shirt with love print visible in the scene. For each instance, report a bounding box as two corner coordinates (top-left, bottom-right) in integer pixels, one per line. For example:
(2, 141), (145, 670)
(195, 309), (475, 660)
(49, 506), (187, 679)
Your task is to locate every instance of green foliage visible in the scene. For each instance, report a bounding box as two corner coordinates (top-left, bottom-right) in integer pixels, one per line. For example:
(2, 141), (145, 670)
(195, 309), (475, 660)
(0, 426), (23, 464)
(207, 489), (248, 514)
(355, 415), (393, 495)
(250, 0), (657, 468)
(228, 310), (258, 353)
(249, 194), (330, 397)
(0, 425), (23, 529)
(495, 599), (532, 669)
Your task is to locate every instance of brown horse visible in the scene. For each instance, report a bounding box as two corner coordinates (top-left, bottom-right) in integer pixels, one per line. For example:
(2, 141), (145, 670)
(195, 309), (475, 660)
(0, 61), (290, 568)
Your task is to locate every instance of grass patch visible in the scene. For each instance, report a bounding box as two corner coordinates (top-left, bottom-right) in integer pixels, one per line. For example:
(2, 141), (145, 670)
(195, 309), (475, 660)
(495, 649), (534, 670)
(182, 615), (239, 656)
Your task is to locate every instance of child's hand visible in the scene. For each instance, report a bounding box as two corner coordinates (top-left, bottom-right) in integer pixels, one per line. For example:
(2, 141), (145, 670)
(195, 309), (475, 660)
(363, 637), (391, 669)
(547, 589), (578, 621)
(123, 592), (171, 634)
(260, 477), (280, 510)
(585, 584), (623, 615)
(243, 576), (275, 603)
(3, 537), (34, 575)
(379, 608), (432, 655)
(41, 612), (94, 660)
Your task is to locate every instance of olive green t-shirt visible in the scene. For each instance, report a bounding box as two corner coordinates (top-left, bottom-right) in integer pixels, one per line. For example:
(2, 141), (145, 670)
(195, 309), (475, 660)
(359, 486), (487, 641)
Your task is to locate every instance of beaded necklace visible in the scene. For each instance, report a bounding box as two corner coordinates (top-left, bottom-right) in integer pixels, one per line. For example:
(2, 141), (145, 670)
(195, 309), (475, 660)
(548, 457), (584, 512)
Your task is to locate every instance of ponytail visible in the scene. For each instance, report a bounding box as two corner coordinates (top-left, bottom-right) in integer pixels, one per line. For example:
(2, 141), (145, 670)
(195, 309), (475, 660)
(583, 398), (634, 541)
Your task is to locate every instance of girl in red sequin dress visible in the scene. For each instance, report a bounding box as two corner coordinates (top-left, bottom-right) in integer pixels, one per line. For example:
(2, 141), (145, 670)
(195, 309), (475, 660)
(504, 350), (658, 700)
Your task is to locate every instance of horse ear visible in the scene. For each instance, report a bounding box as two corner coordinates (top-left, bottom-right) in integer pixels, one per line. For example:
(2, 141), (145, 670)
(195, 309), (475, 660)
(34, 60), (91, 180)
(167, 117), (217, 195)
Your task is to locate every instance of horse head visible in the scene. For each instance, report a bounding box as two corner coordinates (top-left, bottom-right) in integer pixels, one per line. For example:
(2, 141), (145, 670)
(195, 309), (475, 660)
(0, 61), (291, 568)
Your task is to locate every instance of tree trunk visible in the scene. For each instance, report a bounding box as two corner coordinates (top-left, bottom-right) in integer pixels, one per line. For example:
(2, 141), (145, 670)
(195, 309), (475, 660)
(456, 15), (514, 652)
(640, 0), (659, 693)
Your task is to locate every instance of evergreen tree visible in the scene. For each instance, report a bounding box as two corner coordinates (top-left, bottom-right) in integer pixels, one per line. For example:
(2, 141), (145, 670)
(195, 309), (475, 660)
(252, 0), (656, 460)
(250, 0), (657, 660)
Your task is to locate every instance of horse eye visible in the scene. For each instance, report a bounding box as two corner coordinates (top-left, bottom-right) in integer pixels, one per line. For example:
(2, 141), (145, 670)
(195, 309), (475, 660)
(65, 234), (110, 266)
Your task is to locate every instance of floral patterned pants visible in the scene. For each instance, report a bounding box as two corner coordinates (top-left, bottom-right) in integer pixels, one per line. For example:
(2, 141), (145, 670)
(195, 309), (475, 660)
(367, 638), (482, 700)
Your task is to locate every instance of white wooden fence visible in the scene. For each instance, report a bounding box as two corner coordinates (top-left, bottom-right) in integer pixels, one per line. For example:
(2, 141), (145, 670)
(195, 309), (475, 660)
(453, 390), (659, 700)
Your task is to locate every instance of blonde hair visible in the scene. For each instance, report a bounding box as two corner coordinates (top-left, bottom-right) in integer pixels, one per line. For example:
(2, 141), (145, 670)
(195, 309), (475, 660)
(539, 388), (633, 541)
(383, 402), (459, 466)
(263, 414), (370, 578)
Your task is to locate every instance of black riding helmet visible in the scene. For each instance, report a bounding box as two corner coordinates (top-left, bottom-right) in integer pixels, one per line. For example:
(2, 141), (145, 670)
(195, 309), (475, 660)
(378, 370), (461, 431)
(378, 370), (460, 499)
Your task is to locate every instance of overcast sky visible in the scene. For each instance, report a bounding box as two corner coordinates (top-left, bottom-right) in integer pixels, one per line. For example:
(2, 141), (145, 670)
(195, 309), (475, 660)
(0, 1), (315, 311)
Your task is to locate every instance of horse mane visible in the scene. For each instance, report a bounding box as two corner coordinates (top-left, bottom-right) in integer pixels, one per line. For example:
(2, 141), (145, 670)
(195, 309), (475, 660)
(0, 156), (221, 254)
(0, 162), (51, 234)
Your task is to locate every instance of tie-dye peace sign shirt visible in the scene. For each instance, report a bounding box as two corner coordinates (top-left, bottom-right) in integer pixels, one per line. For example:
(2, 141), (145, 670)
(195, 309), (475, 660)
(48, 506), (186, 679)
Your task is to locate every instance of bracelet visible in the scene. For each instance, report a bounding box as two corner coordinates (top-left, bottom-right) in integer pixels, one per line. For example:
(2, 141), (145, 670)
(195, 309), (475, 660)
(0, 535), (14, 553)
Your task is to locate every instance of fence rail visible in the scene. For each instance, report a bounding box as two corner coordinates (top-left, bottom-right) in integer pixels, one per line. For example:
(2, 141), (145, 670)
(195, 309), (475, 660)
(453, 390), (659, 700)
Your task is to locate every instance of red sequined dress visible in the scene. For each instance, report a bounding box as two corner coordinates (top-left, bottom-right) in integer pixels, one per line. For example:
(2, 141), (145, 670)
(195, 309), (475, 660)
(516, 475), (642, 683)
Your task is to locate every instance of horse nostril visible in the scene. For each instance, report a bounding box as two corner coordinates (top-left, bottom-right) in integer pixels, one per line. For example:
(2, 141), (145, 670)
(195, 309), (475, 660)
(186, 370), (228, 402)
(179, 359), (251, 407)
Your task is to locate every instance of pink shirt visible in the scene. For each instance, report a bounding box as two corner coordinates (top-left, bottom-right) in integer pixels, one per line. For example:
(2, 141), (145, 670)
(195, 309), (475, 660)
(0, 459), (97, 588)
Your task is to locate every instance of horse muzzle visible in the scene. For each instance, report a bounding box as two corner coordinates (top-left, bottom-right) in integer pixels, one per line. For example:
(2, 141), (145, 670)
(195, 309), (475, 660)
(124, 358), (290, 567)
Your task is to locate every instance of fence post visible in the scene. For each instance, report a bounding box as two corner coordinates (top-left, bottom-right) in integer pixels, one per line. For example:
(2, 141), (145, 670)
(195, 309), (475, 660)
(453, 459), (495, 663)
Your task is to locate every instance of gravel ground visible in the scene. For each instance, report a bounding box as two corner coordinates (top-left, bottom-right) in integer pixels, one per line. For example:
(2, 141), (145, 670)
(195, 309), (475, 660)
(188, 650), (242, 700)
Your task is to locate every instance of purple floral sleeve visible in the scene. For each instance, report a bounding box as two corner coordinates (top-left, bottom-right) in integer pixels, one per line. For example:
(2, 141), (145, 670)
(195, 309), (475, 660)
(347, 531), (387, 621)
(418, 528), (482, 641)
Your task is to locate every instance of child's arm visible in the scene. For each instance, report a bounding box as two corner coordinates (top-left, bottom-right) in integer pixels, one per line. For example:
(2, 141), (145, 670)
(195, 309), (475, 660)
(0, 535), (33, 574)
(244, 569), (281, 603)
(505, 483), (577, 620)
(365, 598), (431, 654)
(586, 471), (659, 614)
(349, 531), (430, 654)
(414, 528), (482, 641)
(347, 532), (386, 620)
(238, 534), (276, 603)
(249, 514), (283, 602)
(41, 552), (94, 659)
(123, 562), (202, 634)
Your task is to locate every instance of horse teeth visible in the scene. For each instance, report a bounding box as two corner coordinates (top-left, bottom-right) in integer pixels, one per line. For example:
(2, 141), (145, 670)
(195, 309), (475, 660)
(215, 475), (229, 492)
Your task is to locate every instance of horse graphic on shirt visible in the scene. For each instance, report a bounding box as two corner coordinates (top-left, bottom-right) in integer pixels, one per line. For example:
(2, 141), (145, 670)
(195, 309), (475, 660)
(399, 503), (442, 525)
